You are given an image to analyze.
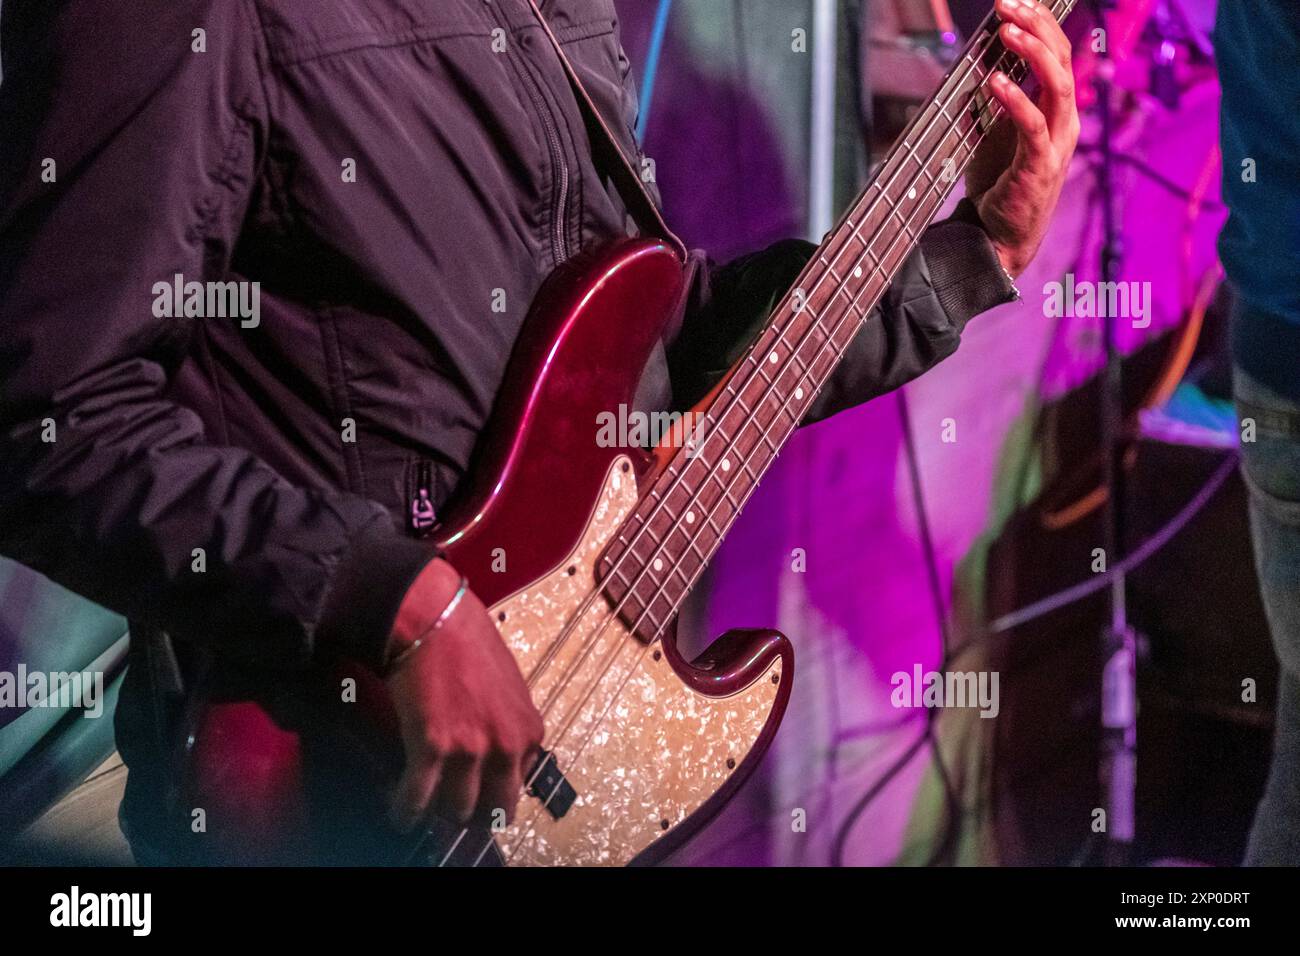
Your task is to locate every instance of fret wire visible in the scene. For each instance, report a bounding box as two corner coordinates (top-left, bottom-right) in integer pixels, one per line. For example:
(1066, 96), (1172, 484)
(712, 471), (742, 511)
(647, 546), (696, 590)
(640, 522), (664, 547)
(639, 605), (664, 634)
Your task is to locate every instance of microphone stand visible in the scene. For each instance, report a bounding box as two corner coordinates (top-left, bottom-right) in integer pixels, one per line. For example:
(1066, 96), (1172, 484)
(1089, 0), (1138, 867)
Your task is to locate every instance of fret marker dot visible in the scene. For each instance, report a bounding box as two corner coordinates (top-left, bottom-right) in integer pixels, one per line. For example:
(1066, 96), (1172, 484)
(653, 558), (663, 572)
(768, 351), (779, 364)
(721, 459), (731, 472)
(795, 387), (805, 400)
(908, 187), (917, 200)
(686, 511), (695, 524)
(853, 266), (863, 278)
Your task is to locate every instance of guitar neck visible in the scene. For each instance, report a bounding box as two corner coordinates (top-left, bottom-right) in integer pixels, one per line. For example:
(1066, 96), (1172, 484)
(603, 0), (1078, 634)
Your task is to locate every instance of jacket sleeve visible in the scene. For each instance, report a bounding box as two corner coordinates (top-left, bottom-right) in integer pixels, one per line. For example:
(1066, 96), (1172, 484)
(668, 200), (1015, 423)
(0, 0), (434, 672)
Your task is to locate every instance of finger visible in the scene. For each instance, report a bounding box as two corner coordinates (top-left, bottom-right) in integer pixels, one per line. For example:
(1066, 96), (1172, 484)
(433, 750), (482, 826)
(999, 21), (1075, 144)
(390, 756), (442, 833)
(988, 71), (1051, 169)
(477, 751), (525, 828)
(996, 0), (1071, 70)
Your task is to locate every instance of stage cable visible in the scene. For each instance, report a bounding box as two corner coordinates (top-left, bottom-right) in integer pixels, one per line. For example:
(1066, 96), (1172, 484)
(896, 386), (965, 866)
(828, 386), (964, 866)
(945, 448), (1240, 663)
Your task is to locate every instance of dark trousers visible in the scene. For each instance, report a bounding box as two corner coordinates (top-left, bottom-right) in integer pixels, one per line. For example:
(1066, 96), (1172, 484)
(1235, 368), (1300, 865)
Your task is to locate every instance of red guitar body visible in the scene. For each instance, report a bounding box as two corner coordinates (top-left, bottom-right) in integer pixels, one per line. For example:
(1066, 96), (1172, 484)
(181, 239), (793, 866)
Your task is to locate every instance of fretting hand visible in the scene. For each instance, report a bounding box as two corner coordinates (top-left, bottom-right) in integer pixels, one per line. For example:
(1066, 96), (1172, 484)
(966, 0), (1081, 278)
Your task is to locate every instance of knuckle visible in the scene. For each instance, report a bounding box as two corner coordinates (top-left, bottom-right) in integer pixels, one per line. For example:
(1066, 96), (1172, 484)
(489, 733), (525, 760)
(434, 728), (487, 761)
(419, 728), (448, 757)
(508, 725), (544, 758)
(457, 731), (491, 760)
(527, 715), (545, 745)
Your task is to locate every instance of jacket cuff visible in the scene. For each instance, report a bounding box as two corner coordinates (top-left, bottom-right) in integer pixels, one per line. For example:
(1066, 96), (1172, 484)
(315, 526), (442, 672)
(919, 198), (1017, 332)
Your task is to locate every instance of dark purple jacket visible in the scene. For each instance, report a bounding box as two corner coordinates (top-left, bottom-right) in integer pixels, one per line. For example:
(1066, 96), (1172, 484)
(0, 0), (1009, 849)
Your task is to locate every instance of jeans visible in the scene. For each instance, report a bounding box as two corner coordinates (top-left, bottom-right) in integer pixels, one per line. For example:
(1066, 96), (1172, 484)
(1235, 368), (1300, 865)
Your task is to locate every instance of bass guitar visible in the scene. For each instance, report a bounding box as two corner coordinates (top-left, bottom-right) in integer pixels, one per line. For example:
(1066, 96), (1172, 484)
(182, 0), (1078, 866)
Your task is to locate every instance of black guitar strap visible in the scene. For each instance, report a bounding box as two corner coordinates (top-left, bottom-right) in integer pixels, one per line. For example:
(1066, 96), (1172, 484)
(525, 0), (688, 261)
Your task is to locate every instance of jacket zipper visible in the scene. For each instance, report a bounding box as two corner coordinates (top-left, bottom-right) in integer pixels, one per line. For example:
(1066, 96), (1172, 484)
(409, 460), (437, 536)
(537, 100), (572, 265)
(493, 2), (572, 265)
(518, 46), (573, 265)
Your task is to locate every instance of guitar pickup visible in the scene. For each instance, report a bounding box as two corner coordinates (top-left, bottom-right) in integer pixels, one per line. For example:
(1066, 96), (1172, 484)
(527, 749), (577, 819)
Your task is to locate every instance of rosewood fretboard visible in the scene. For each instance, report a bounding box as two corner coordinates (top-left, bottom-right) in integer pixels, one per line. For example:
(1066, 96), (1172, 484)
(602, 0), (1079, 638)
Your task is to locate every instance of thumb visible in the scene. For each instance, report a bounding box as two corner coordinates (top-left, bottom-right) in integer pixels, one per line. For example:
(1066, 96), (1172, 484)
(965, 114), (1017, 203)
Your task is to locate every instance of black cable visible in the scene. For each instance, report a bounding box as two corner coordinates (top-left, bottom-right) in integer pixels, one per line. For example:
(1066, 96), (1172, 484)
(829, 729), (930, 868)
(896, 388), (966, 866)
(897, 388), (955, 655)
(945, 449), (1239, 665)
(828, 389), (964, 866)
